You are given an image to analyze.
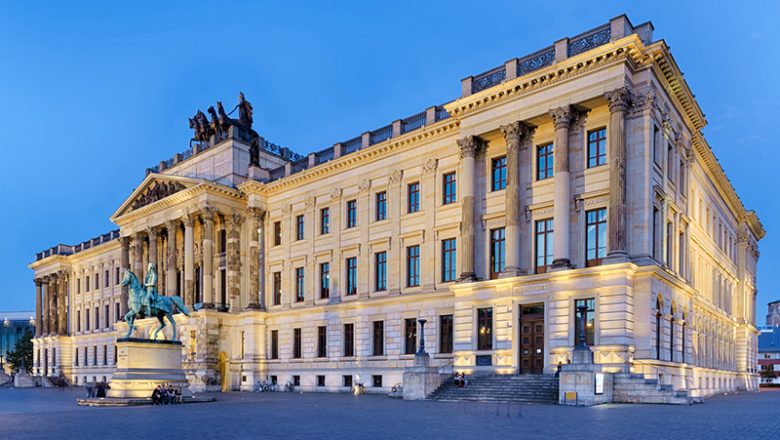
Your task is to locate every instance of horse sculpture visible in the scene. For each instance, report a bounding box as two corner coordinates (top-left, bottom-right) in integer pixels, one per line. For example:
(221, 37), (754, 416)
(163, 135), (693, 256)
(121, 268), (190, 340)
(189, 110), (213, 147)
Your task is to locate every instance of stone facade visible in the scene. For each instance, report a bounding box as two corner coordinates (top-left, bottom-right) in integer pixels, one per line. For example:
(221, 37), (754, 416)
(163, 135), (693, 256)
(30, 15), (764, 398)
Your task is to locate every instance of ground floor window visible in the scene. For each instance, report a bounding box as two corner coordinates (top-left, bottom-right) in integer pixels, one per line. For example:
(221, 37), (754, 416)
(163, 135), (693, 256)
(404, 318), (417, 355)
(343, 375), (353, 388)
(317, 375), (325, 387)
(574, 298), (595, 346)
(477, 308), (493, 350)
(372, 375), (382, 388)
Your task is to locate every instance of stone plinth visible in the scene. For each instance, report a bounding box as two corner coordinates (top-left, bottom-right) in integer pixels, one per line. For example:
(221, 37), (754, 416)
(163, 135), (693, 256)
(402, 353), (445, 400)
(107, 338), (192, 399)
(558, 348), (612, 406)
(13, 367), (37, 388)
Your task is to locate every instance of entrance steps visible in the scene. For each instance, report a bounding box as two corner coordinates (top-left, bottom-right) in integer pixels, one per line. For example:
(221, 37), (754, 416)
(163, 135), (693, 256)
(612, 373), (693, 404)
(429, 374), (558, 404)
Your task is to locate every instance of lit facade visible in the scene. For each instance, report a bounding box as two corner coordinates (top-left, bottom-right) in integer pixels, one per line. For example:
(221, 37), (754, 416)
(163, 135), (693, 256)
(30, 15), (763, 397)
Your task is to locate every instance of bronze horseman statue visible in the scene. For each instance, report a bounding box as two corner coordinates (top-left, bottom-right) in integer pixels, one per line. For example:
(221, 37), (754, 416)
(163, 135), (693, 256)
(121, 264), (190, 340)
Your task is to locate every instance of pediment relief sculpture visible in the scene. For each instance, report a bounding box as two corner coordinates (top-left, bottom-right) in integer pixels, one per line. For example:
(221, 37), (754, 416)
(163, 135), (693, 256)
(131, 181), (186, 211)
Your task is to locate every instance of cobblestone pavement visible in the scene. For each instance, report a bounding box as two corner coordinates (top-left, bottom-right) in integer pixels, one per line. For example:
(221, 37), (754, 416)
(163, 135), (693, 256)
(0, 388), (778, 440)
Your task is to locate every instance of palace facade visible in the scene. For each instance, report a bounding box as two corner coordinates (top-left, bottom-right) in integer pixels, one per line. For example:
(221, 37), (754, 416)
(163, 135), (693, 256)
(30, 15), (763, 398)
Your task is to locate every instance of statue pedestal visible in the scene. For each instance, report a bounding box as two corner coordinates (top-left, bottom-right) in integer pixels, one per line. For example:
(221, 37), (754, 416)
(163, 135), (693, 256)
(13, 367), (37, 388)
(107, 338), (192, 399)
(558, 347), (613, 406)
(402, 353), (444, 400)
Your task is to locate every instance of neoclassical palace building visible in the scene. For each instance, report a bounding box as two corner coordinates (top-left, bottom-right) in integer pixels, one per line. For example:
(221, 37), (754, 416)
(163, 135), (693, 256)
(30, 15), (763, 398)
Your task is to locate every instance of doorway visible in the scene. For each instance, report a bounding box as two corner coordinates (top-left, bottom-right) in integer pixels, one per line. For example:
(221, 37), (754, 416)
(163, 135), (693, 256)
(518, 303), (545, 374)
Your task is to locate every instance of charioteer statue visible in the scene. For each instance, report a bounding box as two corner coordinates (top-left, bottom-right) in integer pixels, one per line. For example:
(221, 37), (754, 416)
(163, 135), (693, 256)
(189, 92), (260, 151)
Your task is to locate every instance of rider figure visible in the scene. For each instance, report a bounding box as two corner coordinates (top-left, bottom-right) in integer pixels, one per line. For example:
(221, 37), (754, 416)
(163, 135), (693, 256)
(143, 262), (159, 317)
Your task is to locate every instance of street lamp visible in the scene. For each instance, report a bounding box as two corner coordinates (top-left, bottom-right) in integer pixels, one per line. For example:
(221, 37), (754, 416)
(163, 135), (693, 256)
(416, 319), (427, 356)
(576, 304), (589, 349)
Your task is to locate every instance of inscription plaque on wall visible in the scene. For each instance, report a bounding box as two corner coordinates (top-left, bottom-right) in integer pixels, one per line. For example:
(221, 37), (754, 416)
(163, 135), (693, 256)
(475, 355), (492, 366)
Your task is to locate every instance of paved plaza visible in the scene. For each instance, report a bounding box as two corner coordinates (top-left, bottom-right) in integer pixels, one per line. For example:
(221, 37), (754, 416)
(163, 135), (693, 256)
(0, 388), (778, 439)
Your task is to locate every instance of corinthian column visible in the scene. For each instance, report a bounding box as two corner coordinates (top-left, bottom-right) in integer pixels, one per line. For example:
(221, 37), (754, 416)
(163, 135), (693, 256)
(201, 208), (215, 309)
(549, 106), (574, 270)
(147, 227), (158, 266)
(42, 276), (50, 335)
(46, 276), (55, 335)
(227, 211), (244, 312)
(457, 135), (485, 281)
(246, 207), (265, 309)
(132, 234), (144, 281)
(165, 220), (178, 296)
(119, 236), (130, 315)
(34, 278), (43, 337)
(605, 87), (630, 260)
(500, 122), (532, 277)
(57, 272), (68, 335)
(183, 214), (195, 306)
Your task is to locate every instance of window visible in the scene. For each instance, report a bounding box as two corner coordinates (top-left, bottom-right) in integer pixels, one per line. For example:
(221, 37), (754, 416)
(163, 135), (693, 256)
(104, 270), (109, 288)
(292, 375), (300, 387)
(103, 346), (107, 366)
(272, 272), (282, 305)
(74, 348), (79, 366)
(77, 278), (81, 294)
(536, 143), (554, 180)
(652, 206), (660, 261)
(375, 252), (387, 291)
(104, 305), (109, 329)
(587, 128), (607, 168)
(655, 297), (663, 360)
(320, 207), (330, 234)
(489, 228), (506, 279)
(653, 124), (662, 166)
(219, 229), (227, 253)
(317, 326), (327, 358)
(404, 318), (417, 355)
(296, 215), (305, 240)
(295, 268), (305, 302)
(439, 315), (453, 354)
(375, 191), (387, 221)
(407, 182), (420, 213)
(372, 321), (384, 356)
(667, 143), (675, 183)
(94, 306), (99, 331)
(93, 346), (97, 366)
(94, 273), (99, 290)
(77, 310), (81, 333)
(343, 323), (354, 357)
(317, 375), (326, 387)
(345, 257), (357, 296)
(443, 172), (457, 204)
(346, 199), (357, 228)
(343, 375), (353, 388)
(372, 375), (383, 388)
(666, 222), (674, 267)
(679, 158), (686, 194)
(114, 303), (120, 323)
(477, 308), (493, 350)
(441, 238), (457, 282)
(319, 262), (330, 299)
(491, 156), (507, 191)
(115, 267), (120, 285)
(585, 208), (607, 267)
(293, 328), (302, 359)
(535, 219), (554, 273)
(86, 276), (90, 292)
(407, 245), (420, 287)
(270, 330), (278, 359)
(85, 308), (90, 331)
(273, 221), (282, 246)
(574, 298), (595, 346)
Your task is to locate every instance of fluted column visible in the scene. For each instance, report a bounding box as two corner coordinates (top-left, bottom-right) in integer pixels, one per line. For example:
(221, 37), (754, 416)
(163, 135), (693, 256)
(165, 220), (178, 296)
(46, 276), (55, 335)
(550, 106), (574, 270)
(246, 207), (265, 309)
(147, 227), (158, 266)
(605, 87), (630, 260)
(119, 236), (130, 315)
(201, 208), (216, 308)
(131, 234), (144, 281)
(500, 122), (532, 277)
(183, 214), (195, 306)
(57, 272), (68, 335)
(457, 136), (485, 281)
(34, 278), (43, 337)
(227, 211), (244, 312)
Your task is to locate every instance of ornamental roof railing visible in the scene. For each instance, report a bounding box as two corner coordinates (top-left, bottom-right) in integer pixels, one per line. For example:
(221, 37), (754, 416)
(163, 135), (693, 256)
(35, 229), (120, 261)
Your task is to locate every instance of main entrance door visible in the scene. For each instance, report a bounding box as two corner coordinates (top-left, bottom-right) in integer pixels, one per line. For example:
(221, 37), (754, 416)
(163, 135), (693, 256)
(519, 304), (545, 374)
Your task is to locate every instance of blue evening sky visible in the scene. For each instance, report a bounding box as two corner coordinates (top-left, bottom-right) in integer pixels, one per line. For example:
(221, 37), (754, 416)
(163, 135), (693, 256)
(1, 1), (777, 316)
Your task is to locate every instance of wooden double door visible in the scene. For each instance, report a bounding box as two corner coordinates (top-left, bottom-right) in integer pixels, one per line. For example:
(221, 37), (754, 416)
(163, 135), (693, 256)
(518, 304), (545, 374)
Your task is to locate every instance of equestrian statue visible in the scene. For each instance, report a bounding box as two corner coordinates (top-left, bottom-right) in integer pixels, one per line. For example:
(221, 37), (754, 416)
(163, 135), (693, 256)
(121, 263), (190, 341)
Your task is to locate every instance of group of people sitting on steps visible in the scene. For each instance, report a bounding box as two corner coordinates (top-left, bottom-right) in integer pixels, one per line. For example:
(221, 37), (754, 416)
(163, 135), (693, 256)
(151, 384), (183, 405)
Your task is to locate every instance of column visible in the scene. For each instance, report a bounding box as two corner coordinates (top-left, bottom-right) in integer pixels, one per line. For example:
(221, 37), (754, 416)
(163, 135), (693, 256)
(456, 135), (485, 281)
(34, 278), (43, 337)
(201, 208), (216, 308)
(246, 207), (263, 309)
(42, 277), (50, 335)
(549, 106), (574, 270)
(500, 122), (532, 277)
(132, 234), (144, 281)
(57, 272), (68, 335)
(605, 87), (630, 260)
(257, 209), (266, 309)
(119, 236), (130, 315)
(227, 211), (244, 312)
(166, 220), (178, 296)
(147, 227), (158, 266)
(47, 276), (56, 335)
(183, 214), (195, 306)
(358, 179), (371, 299)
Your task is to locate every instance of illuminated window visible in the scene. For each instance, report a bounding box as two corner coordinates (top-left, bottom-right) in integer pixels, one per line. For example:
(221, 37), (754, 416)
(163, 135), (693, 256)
(490, 228), (505, 279)
(404, 318), (417, 355)
(574, 298), (595, 346)
(477, 308), (493, 350)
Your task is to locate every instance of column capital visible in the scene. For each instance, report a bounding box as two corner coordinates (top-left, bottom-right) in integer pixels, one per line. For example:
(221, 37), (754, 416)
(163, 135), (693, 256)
(182, 212), (196, 228)
(246, 206), (266, 221)
(329, 187), (342, 201)
(119, 236), (131, 247)
(388, 169), (403, 185)
(549, 105), (573, 130)
(457, 135), (486, 159)
(201, 205), (217, 223)
(34, 278), (43, 287)
(605, 87), (631, 113)
(57, 270), (69, 281)
(228, 211), (244, 229)
(421, 158), (438, 176)
(500, 122), (534, 150)
(145, 226), (159, 239)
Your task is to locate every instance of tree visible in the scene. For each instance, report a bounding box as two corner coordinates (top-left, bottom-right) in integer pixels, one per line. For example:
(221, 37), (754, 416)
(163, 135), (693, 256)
(5, 330), (33, 373)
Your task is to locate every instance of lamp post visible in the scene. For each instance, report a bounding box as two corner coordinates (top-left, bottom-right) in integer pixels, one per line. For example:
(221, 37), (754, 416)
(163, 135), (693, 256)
(576, 304), (589, 349)
(416, 319), (427, 356)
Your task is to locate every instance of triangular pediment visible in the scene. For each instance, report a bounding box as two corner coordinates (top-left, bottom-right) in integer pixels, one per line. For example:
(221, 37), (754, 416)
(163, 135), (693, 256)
(111, 173), (207, 221)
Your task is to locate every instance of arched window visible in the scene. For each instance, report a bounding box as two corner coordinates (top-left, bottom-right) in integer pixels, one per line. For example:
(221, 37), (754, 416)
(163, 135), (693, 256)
(681, 311), (687, 364)
(670, 304), (676, 362)
(656, 295), (663, 360)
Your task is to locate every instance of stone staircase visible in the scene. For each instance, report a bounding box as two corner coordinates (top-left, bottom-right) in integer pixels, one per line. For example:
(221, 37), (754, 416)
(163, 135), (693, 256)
(429, 374), (559, 404)
(612, 373), (695, 404)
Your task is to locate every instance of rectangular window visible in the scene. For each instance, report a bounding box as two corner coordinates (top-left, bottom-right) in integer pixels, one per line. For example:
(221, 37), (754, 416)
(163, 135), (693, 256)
(317, 326), (327, 358)
(295, 267), (305, 302)
(296, 215), (305, 241)
(104, 270), (109, 288)
(406, 245), (420, 287)
(104, 305), (109, 329)
(115, 267), (120, 285)
(77, 310), (81, 333)
(440, 314), (454, 354)
(537, 143), (554, 180)
(375, 251), (387, 291)
(667, 143), (675, 183)
(94, 273), (99, 290)
(95, 306), (99, 331)
(477, 308), (493, 351)
(292, 375), (300, 387)
(319, 262), (330, 299)
(343, 323), (354, 357)
(85, 309), (90, 331)
(320, 207), (330, 234)
(93, 346), (97, 366)
(441, 238), (457, 282)
(585, 208), (607, 267)
(77, 278), (81, 294)
(679, 158), (686, 194)
(74, 348), (78, 366)
(587, 128), (607, 168)
(343, 375), (353, 388)
(666, 222), (674, 266)
(270, 330), (278, 359)
(103, 346), (107, 366)
(490, 228), (506, 279)
(491, 156), (507, 191)
(375, 191), (387, 221)
(404, 318), (417, 355)
(653, 124), (662, 166)
(86, 276), (90, 291)
(407, 182), (420, 213)
(574, 298), (595, 346)
(346, 199), (357, 228)
(293, 328), (302, 359)
(652, 206), (660, 261)
(372, 375), (383, 388)
(272, 272), (282, 305)
(443, 172), (457, 204)
(535, 219), (554, 273)
(317, 375), (326, 387)
(273, 221), (282, 246)
(115, 303), (120, 323)
(372, 321), (384, 356)
(219, 229), (227, 253)
(345, 257), (358, 296)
